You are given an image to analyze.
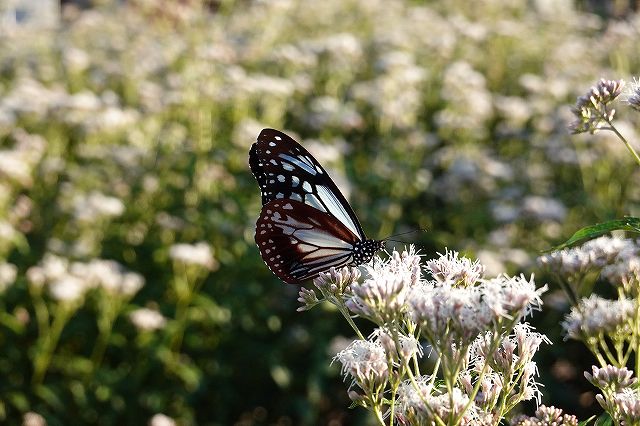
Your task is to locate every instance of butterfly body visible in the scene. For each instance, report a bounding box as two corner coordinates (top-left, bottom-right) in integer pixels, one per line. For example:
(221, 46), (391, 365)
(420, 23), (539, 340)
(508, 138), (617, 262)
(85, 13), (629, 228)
(250, 129), (383, 284)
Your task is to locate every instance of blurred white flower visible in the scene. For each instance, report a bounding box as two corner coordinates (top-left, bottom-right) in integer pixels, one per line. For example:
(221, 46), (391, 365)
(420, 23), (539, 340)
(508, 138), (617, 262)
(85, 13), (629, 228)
(73, 191), (125, 222)
(169, 242), (217, 269)
(148, 413), (176, 426)
(71, 259), (144, 296)
(82, 107), (139, 134)
(0, 262), (17, 293)
(22, 412), (47, 426)
(130, 308), (167, 332)
(0, 150), (32, 186)
(521, 195), (567, 222)
(48, 275), (87, 303)
(63, 47), (90, 73)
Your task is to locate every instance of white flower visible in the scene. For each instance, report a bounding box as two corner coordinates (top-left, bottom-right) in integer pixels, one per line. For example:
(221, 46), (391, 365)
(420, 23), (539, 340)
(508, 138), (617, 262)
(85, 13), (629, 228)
(0, 262), (17, 293)
(426, 250), (484, 287)
(585, 365), (637, 391)
(601, 254), (640, 291)
(22, 412), (46, 426)
(48, 275), (87, 303)
(396, 379), (476, 426)
(130, 308), (167, 331)
(72, 259), (144, 296)
(334, 339), (389, 388)
(346, 247), (419, 323)
(614, 389), (640, 424)
(563, 295), (635, 339)
(538, 236), (637, 278)
(73, 191), (125, 222)
(148, 413), (176, 426)
(169, 242), (217, 269)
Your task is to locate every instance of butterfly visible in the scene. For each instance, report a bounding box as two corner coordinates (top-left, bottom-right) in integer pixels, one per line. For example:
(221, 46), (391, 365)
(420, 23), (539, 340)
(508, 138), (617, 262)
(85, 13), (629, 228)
(250, 128), (384, 284)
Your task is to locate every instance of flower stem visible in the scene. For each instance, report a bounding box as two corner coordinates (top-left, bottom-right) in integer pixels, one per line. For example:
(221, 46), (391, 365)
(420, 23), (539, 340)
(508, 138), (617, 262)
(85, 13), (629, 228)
(32, 304), (73, 386)
(595, 103), (640, 167)
(337, 304), (365, 340)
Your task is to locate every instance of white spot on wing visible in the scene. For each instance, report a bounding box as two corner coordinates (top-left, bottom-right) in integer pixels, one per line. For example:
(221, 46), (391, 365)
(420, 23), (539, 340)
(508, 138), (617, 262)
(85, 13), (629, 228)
(302, 181), (312, 193)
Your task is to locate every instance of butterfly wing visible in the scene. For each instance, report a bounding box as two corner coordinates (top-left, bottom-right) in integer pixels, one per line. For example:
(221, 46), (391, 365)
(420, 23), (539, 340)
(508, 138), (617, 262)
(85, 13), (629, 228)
(255, 199), (360, 284)
(249, 128), (366, 241)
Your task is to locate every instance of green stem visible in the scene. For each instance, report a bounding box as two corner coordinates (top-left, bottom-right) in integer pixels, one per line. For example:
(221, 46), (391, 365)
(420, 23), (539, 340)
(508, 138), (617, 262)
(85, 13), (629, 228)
(604, 123), (640, 167)
(594, 101), (640, 167)
(338, 305), (365, 340)
(373, 406), (386, 426)
(32, 304), (73, 386)
(636, 302), (640, 379)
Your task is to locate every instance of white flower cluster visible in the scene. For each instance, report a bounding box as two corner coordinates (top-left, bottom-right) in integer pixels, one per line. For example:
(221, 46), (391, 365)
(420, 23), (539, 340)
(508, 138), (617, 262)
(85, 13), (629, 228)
(562, 295), (635, 339)
(586, 365), (640, 425)
(169, 242), (217, 270)
(323, 247), (547, 425)
(129, 308), (167, 332)
(510, 405), (579, 426)
(27, 253), (145, 303)
(538, 235), (637, 278)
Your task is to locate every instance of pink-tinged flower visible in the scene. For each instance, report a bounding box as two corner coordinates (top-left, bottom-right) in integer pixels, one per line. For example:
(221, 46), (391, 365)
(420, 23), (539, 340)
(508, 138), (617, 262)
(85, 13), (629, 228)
(585, 365), (637, 391)
(511, 405), (579, 426)
(345, 247), (418, 324)
(426, 249), (484, 287)
(562, 295), (634, 339)
(313, 265), (360, 297)
(615, 390), (640, 424)
(625, 77), (640, 112)
(334, 339), (389, 389)
(296, 287), (319, 312)
(569, 79), (624, 134)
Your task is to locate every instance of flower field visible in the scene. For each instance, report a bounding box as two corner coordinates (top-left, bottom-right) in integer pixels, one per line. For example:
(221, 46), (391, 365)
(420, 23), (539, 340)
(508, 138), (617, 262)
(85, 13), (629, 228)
(1, 0), (640, 424)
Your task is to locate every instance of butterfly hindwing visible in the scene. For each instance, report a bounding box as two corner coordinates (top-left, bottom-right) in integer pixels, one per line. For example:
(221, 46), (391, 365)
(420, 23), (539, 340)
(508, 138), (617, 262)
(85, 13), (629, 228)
(255, 199), (360, 284)
(249, 128), (365, 240)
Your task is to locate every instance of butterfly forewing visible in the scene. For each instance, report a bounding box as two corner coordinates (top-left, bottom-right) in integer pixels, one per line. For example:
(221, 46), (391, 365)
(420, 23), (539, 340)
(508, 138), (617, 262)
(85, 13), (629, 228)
(255, 199), (360, 284)
(249, 128), (365, 240)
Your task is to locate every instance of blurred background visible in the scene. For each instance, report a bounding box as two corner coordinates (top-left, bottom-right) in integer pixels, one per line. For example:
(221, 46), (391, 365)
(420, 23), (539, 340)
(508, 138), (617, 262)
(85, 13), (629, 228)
(1, 0), (640, 424)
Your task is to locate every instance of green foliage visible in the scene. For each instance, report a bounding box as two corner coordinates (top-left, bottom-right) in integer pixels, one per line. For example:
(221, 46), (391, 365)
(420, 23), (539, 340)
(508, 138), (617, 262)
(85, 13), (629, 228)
(0, 0), (638, 424)
(550, 218), (640, 251)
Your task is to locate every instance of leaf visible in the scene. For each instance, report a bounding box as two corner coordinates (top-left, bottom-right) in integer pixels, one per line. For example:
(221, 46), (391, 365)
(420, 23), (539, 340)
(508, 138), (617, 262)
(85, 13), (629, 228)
(548, 217), (640, 252)
(578, 415), (597, 426)
(594, 413), (614, 426)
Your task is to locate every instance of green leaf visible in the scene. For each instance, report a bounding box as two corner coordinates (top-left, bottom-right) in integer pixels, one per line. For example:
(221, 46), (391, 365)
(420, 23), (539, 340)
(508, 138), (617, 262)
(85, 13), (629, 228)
(578, 415), (597, 426)
(548, 217), (640, 252)
(594, 413), (614, 426)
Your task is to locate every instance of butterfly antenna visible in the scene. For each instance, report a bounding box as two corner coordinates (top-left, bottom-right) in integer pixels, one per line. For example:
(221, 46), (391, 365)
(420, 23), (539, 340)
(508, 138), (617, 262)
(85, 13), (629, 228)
(383, 228), (427, 243)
